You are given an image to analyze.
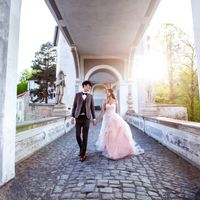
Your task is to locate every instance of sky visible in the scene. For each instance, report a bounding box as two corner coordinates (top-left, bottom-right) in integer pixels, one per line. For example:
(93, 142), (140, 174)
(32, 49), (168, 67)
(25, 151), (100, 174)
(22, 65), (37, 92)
(138, 0), (194, 81)
(17, 0), (56, 76)
(17, 0), (194, 79)
(147, 0), (194, 39)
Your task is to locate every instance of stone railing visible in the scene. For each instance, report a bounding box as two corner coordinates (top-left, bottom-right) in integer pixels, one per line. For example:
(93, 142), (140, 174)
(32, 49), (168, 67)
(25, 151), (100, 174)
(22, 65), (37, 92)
(16, 115), (74, 163)
(125, 113), (200, 169)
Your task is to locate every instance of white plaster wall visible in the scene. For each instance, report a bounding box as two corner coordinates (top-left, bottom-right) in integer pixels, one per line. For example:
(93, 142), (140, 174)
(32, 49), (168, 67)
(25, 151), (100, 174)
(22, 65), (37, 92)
(132, 36), (149, 114)
(119, 81), (129, 116)
(57, 32), (76, 109)
(125, 115), (145, 131)
(0, 0), (22, 186)
(191, 0), (200, 96)
(132, 69), (139, 113)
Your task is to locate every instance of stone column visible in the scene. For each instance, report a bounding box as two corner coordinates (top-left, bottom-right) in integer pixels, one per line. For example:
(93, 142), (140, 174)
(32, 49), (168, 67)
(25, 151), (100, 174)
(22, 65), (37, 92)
(119, 81), (129, 116)
(0, 0), (22, 186)
(53, 32), (77, 116)
(127, 81), (135, 113)
(191, 0), (200, 97)
(126, 47), (136, 114)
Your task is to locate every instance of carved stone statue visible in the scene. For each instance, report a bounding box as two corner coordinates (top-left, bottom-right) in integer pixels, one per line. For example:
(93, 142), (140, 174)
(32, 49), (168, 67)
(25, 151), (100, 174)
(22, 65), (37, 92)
(55, 70), (66, 104)
(146, 82), (155, 104)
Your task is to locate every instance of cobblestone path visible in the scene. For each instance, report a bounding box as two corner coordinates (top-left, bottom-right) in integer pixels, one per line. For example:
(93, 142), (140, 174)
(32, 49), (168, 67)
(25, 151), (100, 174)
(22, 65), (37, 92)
(0, 122), (200, 200)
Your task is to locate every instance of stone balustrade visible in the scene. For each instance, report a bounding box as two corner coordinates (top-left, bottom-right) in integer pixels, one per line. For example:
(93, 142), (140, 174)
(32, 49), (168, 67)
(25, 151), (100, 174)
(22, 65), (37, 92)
(16, 116), (74, 163)
(125, 113), (200, 169)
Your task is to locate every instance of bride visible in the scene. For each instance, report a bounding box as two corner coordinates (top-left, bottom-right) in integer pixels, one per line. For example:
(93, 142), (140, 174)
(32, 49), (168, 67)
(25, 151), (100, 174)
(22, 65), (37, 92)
(96, 89), (144, 160)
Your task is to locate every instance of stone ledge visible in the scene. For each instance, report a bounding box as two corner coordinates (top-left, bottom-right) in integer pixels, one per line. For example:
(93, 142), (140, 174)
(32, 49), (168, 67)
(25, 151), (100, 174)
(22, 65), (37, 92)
(152, 117), (200, 135)
(16, 116), (65, 133)
(125, 114), (200, 170)
(16, 117), (74, 163)
(29, 103), (55, 106)
(127, 113), (200, 136)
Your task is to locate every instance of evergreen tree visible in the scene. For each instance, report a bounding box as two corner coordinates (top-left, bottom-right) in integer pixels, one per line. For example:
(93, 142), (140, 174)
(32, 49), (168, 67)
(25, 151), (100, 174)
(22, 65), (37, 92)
(30, 42), (56, 103)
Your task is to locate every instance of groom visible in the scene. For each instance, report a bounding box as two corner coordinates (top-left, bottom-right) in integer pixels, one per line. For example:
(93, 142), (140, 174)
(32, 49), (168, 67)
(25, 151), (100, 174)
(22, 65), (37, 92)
(71, 80), (97, 161)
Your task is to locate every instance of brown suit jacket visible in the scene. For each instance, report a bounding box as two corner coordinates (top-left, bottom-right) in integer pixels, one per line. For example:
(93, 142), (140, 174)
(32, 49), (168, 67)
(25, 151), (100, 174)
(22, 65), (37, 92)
(71, 92), (96, 119)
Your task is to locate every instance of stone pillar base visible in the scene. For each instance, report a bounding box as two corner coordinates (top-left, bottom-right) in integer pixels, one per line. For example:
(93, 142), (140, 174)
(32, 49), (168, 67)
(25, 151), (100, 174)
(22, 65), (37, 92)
(142, 103), (158, 117)
(52, 104), (70, 117)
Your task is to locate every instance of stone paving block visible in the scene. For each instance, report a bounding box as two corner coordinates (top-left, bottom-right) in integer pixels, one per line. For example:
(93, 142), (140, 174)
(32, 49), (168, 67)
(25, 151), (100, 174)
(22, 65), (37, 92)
(100, 187), (113, 193)
(81, 184), (95, 193)
(53, 185), (64, 193)
(123, 187), (136, 192)
(123, 192), (136, 199)
(148, 190), (159, 197)
(86, 192), (100, 199)
(75, 193), (87, 198)
(137, 195), (153, 200)
(61, 192), (73, 198)
(102, 193), (115, 199)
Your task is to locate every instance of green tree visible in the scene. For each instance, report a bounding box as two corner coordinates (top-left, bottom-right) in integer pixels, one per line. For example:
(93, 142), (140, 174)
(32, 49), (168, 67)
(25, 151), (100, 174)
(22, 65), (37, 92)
(155, 80), (170, 104)
(156, 23), (189, 103)
(176, 39), (200, 121)
(19, 69), (33, 82)
(155, 23), (200, 121)
(17, 69), (33, 95)
(17, 81), (28, 95)
(30, 42), (56, 103)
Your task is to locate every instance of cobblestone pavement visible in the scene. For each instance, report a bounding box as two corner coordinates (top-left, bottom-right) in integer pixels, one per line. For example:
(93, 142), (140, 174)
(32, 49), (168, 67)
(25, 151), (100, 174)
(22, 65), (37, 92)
(0, 122), (200, 200)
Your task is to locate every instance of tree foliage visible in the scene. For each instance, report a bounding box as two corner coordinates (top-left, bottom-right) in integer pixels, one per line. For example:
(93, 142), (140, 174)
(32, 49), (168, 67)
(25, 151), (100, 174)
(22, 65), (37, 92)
(17, 81), (28, 95)
(155, 23), (200, 121)
(30, 42), (56, 103)
(17, 69), (33, 95)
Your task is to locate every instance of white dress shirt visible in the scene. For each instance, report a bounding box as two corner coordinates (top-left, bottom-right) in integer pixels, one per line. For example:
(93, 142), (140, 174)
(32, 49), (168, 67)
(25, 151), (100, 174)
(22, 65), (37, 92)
(82, 91), (88, 100)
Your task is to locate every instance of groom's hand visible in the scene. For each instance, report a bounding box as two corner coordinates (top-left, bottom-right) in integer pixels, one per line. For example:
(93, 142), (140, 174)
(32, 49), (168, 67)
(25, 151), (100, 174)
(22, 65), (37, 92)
(71, 117), (75, 124)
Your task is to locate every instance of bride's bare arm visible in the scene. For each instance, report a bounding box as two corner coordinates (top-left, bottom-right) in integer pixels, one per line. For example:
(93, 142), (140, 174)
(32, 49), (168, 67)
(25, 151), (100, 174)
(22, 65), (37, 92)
(97, 101), (106, 122)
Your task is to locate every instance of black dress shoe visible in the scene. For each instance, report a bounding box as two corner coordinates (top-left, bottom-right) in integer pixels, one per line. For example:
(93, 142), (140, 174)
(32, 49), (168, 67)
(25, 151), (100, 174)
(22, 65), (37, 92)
(80, 155), (86, 162)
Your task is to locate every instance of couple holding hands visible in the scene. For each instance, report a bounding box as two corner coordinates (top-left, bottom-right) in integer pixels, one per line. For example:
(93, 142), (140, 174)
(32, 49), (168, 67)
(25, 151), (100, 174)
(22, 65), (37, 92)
(71, 80), (143, 162)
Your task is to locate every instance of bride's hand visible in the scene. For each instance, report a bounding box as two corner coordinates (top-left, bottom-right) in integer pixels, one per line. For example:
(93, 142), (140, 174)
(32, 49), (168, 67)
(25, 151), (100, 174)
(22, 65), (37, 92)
(93, 119), (97, 126)
(71, 117), (75, 124)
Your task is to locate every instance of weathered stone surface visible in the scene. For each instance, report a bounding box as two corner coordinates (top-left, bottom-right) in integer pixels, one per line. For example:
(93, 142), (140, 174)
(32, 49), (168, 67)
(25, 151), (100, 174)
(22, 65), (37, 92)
(126, 114), (200, 170)
(123, 192), (136, 199)
(81, 184), (95, 193)
(100, 187), (113, 193)
(0, 123), (199, 199)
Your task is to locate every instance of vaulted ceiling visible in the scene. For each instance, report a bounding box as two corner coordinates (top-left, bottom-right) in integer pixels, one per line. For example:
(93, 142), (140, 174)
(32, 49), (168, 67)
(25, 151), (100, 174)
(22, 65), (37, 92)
(45, 0), (160, 58)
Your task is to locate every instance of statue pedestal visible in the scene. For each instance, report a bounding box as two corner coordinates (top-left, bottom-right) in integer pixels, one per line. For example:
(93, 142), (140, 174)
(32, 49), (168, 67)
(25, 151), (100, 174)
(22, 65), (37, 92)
(52, 104), (70, 117)
(142, 103), (158, 117)
(127, 91), (135, 114)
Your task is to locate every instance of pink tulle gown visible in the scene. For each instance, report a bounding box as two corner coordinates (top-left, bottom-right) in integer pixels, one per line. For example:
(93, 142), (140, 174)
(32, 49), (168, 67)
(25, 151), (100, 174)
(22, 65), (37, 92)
(96, 103), (144, 160)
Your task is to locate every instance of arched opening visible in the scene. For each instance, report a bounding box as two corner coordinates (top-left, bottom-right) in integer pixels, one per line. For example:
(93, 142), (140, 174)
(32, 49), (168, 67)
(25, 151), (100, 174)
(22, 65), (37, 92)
(92, 84), (107, 110)
(85, 65), (122, 111)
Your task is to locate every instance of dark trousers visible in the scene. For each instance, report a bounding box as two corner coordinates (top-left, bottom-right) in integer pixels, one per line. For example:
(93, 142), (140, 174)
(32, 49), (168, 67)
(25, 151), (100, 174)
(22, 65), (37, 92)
(75, 115), (90, 157)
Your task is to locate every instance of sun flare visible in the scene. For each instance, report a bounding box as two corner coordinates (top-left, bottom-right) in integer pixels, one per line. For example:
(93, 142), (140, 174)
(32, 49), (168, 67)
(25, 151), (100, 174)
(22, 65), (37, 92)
(137, 53), (167, 82)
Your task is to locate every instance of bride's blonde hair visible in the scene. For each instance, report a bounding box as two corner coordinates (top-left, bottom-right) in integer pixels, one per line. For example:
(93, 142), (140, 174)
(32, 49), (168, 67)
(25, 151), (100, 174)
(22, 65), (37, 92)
(107, 89), (116, 99)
